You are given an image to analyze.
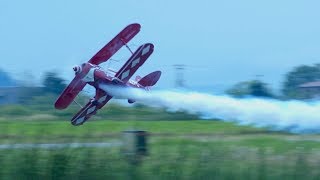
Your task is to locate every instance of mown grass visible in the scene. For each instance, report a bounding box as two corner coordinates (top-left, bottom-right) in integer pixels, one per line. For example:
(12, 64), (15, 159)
(0, 120), (319, 179)
(0, 103), (199, 121)
(0, 120), (268, 143)
(0, 136), (319, 179)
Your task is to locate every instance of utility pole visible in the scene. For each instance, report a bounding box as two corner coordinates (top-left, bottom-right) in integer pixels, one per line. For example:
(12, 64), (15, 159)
(173, 64), (186, 88)
(255, 74), (264, 80)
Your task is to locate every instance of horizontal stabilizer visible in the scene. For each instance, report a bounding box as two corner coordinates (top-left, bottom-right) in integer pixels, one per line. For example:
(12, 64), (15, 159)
(138, 71), (161, 87)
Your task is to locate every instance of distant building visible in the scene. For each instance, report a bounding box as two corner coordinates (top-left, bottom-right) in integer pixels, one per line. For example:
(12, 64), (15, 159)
(299, 81), (320, 89)
(298, 81), (320, 99)
(0, 87), (43, 105)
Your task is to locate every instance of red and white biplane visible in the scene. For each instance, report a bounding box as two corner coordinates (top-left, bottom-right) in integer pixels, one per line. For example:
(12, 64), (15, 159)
(54, 23), (161, 126)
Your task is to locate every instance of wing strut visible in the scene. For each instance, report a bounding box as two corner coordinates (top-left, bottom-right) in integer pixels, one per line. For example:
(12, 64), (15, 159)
(73, 99), (83, 108)
(120, 38), (134, 55)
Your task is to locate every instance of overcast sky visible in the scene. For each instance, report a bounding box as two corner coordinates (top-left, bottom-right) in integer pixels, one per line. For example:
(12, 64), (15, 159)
(1, 0), (320, 92)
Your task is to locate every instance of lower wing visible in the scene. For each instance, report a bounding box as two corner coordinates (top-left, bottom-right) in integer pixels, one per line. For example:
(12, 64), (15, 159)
(71, 89), (112, 126)
(54, 76), (87, 110)
(115, 43), (154, 83)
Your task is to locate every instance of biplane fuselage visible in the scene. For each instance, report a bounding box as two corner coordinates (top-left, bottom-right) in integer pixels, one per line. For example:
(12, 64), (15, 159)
(75, 62), (145, 91)
(54, 23), (161, 126)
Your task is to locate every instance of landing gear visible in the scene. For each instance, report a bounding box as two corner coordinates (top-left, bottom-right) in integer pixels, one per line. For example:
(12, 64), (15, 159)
(112, 78), (123, 85)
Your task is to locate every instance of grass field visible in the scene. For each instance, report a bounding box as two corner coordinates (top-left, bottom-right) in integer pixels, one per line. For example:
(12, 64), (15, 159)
(0, 119), (319, 179)
(0, 120), (267, 142)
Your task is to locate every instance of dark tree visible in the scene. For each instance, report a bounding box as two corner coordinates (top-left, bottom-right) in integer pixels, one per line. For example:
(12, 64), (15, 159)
(249, 80), (273, 97)
(42, 72), (67, 95)
(225, 81), (250, 98)
(226, 80), (273, 98)
(0, 68), (16, 86)
(282, 64), (320, 99)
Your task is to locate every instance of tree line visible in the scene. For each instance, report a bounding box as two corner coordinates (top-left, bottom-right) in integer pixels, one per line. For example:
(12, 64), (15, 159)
(226, 64), (320, 99)
(1, 64), (320, 102)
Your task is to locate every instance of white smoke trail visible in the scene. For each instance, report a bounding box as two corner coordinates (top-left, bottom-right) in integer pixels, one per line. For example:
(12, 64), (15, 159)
(100, 84), (320, 133)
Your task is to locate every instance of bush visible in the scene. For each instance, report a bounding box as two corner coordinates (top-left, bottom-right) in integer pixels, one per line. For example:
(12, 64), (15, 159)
(0, 105), (33, 116)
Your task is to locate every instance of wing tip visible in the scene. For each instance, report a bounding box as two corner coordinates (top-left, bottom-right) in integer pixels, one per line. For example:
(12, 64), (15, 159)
(144, 43), (154, 52)
(130, 23), (141, 29)
(71, 121), (83, 126)
(54, 101), (66, 110)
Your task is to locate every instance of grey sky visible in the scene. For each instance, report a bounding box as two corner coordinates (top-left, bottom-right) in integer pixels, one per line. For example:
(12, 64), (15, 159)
(1, 0), (320, 92)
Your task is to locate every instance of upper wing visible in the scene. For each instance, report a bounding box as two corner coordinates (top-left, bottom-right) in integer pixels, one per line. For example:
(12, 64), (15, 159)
(115, 43), (154, 83)
(88, 23), (141, 65)
(71, 89), (112, 126)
